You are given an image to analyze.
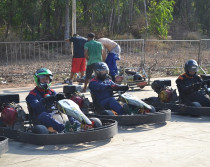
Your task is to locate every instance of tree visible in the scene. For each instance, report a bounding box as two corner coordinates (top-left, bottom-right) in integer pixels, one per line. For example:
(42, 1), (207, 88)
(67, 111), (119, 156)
(148, 0), (175, 39)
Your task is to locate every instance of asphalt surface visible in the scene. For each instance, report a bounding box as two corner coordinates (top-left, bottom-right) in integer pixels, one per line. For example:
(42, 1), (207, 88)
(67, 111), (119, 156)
(1, 77), (210, 167)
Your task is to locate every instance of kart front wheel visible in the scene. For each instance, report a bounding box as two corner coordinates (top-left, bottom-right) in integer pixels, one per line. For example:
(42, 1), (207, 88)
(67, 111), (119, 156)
(89, 117), (102, 128)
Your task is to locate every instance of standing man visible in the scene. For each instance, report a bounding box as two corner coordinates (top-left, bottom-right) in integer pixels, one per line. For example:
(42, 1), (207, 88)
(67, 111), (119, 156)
(69, 34), (88, 85)
(97, 37), (121, 82)
(82, 32), (103, 92)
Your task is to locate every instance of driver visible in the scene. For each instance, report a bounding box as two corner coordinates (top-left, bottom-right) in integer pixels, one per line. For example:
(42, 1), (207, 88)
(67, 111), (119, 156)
(89, 62), (129, 115)
(176, 59), (210, 107)
(26, 68), (80, 132)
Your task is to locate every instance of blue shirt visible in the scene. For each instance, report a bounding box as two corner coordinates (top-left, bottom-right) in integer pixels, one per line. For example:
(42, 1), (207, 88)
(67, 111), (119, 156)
(70, 36), (88, 58)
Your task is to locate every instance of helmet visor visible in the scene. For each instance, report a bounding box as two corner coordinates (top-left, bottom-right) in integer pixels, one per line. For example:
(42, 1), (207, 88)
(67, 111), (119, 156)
(189, 65), (198, 72)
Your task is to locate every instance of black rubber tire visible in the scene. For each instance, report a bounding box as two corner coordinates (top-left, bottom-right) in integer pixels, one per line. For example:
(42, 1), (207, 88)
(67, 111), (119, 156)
(89, 117), (102, 128)
(87, 108), (171, 126)
(33, 125), (49, 134)
(0, 119), (117, 145)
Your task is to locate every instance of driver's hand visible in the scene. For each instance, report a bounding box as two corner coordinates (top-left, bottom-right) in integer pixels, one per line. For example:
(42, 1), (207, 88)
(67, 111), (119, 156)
(192, 82), (202, 91)
(119, 85), (129, 91)
(55, 93), (66, 101)
(111, 84), (119, 91)
(42, 95), (56, 104)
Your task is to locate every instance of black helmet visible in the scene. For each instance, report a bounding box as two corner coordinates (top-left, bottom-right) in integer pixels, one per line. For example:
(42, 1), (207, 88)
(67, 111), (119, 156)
(184, 59), (198, 73)
(34, 68), (53, 90)
(94, 62), (109, 81)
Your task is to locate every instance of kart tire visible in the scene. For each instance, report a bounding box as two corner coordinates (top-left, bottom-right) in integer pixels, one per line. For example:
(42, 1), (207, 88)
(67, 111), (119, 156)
(150, 105), (156, 113)
(89, 117), (102, 128)
(33, 125), (49, 134)
(191, 102), (202, 107)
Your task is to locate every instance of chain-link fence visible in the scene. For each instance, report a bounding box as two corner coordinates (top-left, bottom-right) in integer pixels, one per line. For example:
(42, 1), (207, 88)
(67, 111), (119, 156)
(0, 39), (209, 79)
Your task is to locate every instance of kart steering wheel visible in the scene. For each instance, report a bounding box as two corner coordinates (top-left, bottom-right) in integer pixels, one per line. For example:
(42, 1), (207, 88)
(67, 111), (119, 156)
(112, 90), (127, 97)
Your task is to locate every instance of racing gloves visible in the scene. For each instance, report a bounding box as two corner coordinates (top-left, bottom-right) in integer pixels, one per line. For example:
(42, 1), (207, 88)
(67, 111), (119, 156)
(111, 84), (129, 91)
(42, 93), (66, 104)
(192, 82), (202, 92)
(42, 95), (56, 104)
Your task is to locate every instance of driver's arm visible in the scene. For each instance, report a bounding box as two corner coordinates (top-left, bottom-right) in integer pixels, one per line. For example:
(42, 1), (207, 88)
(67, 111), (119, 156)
(89, 80), (115, 91)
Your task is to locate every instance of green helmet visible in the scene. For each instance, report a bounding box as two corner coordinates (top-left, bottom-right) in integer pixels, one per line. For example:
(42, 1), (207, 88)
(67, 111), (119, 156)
(34, 68), (53, 90)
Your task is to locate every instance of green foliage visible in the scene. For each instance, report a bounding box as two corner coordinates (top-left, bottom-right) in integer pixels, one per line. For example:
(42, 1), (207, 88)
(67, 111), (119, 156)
(148, 0), (175, 39)
(0, 0), (209, 41)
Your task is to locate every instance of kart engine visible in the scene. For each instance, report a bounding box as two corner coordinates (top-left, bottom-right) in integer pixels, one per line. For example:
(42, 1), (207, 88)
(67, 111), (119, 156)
(1, 103), (26, 131)
(151, 79), (177, 103)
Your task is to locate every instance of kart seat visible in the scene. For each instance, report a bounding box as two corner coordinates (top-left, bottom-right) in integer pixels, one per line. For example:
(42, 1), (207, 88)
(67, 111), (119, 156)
(26, 103), (40, 126)
(90, 92), (105, 114)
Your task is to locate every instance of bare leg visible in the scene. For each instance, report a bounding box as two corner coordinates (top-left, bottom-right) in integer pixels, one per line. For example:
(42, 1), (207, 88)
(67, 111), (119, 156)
(69, 72), (74, 81)
(80, 71), (85, 78)
(82, 78), (89, 92)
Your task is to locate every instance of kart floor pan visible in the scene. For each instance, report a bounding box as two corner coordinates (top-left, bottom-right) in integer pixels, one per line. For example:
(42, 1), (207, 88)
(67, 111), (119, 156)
(0, 119), (117, 145)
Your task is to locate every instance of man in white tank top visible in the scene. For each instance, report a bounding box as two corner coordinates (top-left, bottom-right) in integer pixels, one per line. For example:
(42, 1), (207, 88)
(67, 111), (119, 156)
(97, 38), (121, 81)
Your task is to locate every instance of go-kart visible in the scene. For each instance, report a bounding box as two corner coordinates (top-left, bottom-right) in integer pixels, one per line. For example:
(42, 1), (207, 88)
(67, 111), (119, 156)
(63, 85), (171, 126)
(143, 76), (210, 116)
(115, 67), (148, 90)
(0, 94), (117, 145)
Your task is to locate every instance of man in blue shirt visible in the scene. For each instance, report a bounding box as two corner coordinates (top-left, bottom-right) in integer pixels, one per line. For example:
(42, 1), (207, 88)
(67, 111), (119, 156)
(69, 34), (88, 85)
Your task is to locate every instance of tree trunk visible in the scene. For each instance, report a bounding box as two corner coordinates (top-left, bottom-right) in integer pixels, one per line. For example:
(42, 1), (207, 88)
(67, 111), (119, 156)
(45, 0), (51, 35)
(143, 0), (148, 28)
(129, 0), (133, 23)
(109, 0), (114, 34)
(64, 0), (70, 54)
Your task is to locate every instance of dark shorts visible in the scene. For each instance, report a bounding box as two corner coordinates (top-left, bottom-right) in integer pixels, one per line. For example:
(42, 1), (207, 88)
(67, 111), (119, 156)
(86, 63), (96, 79)
(71, 58), (86, 73)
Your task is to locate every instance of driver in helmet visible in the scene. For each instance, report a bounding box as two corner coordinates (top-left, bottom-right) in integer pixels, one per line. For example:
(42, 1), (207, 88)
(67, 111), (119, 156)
(26, 68), (80, 133)
(176, 59), (210, 107)
(89, 62), (129, 115)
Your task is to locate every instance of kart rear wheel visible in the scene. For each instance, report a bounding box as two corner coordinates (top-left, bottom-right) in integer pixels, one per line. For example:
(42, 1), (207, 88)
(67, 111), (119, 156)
(89, 117), (102, 128)
(33, 125), (49, 134)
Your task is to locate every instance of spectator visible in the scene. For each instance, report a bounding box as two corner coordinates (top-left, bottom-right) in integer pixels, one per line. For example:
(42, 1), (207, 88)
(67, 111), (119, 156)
(82, 32), (103, 92)
(97, 37), (121, 82)
(176, 59), (210, 107)
(69, 34), (88, 85)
